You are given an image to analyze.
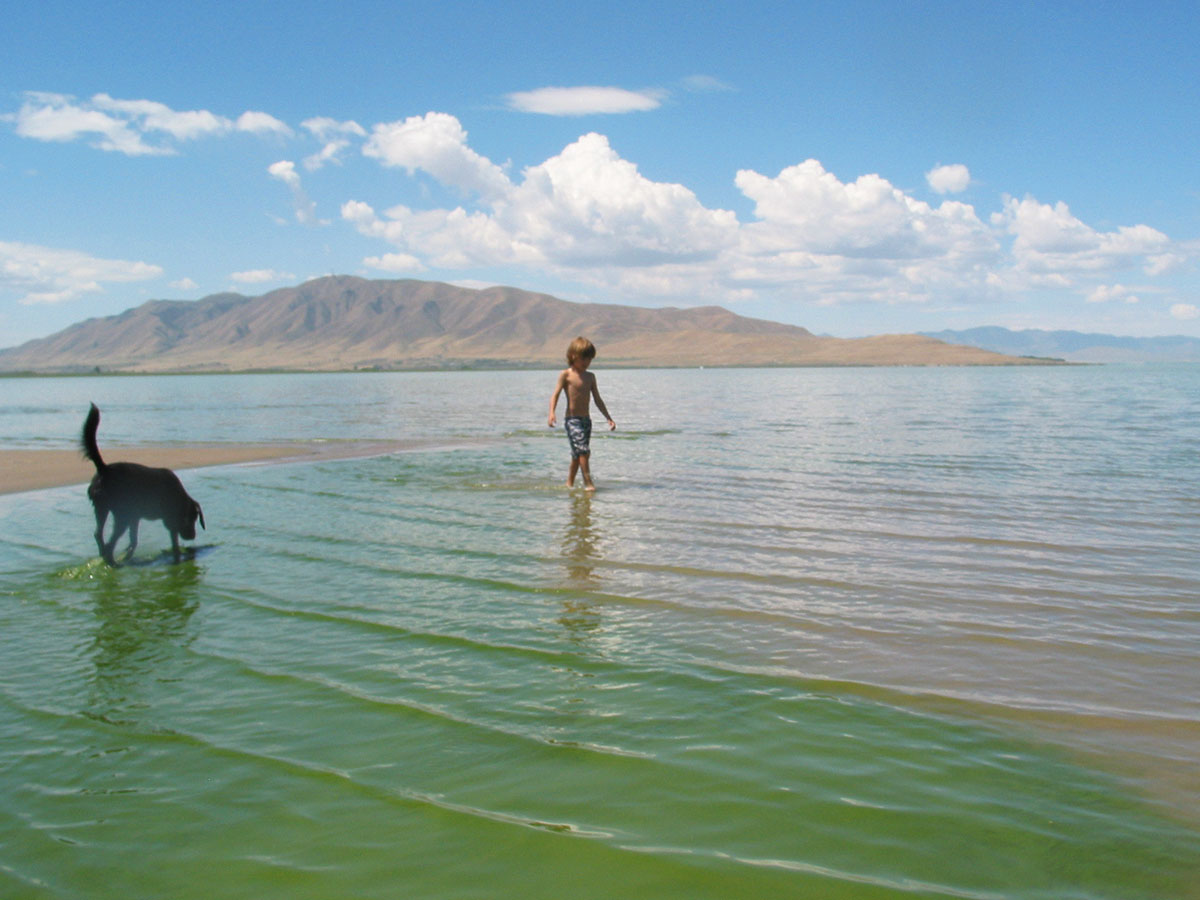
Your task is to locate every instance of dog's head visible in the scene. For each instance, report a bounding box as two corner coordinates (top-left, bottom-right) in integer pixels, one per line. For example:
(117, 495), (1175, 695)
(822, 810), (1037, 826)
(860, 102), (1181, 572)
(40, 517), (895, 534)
(179, 500), (205, 540)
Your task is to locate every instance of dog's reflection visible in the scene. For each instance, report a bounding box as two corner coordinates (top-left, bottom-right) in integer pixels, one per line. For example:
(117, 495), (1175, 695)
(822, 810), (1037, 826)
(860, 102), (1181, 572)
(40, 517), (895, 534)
(85, 565), (201, 724)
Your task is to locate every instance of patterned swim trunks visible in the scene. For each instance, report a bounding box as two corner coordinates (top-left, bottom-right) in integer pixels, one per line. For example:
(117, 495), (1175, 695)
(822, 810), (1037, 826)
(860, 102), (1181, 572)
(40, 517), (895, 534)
(564, 416), (592, 458)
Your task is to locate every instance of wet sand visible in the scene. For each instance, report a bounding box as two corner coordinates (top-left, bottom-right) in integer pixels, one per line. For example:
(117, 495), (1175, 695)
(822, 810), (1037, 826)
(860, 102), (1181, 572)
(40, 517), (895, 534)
(0, 441), (418, 496)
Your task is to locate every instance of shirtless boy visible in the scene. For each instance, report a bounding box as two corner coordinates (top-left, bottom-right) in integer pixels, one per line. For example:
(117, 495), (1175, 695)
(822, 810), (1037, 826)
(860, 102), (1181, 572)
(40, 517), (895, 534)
(547, 337), (616, 491)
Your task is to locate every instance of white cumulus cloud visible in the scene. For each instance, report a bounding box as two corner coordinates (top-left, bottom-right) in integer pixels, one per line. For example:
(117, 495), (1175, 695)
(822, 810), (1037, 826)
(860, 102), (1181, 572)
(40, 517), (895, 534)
(736, 159), (996, 263)
(994, 196), (1171, 282)
(506, 86), (663, 116)
(344, 112), (1193, 312)
(1145, 252), (1186, 276)
(0, 240), (162, 304)
(349, 126), (1005, 305)
(1170, 302), (1199, 321)
(509, 133), (738, 266)
(1087, 284), (1140, 304)
(363, 112), (511, 200)
(926, 163), (971, 194)
(13, 92), (169, 156)
(267, 159), (301, 188)
(92, 93), (231, 140)
(235, 111), (292, 136)
(350, 127), (737, 273)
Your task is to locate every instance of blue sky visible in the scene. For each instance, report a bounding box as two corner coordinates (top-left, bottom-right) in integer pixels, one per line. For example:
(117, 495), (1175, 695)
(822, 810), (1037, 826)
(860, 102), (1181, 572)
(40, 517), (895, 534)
(2, 0), (1198, 349)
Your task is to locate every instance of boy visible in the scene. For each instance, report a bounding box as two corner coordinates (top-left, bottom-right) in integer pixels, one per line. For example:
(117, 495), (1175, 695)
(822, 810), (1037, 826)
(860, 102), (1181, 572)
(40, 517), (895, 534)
(548, 336), (616, 491)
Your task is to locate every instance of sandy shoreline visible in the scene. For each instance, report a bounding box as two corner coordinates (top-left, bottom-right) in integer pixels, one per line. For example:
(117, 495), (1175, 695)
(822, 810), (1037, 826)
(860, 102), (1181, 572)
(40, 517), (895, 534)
(0, 440), (420, 496)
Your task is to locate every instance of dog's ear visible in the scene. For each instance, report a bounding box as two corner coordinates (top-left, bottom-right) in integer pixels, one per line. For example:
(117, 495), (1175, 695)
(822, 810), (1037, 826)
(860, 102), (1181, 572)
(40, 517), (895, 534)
(194, 501), (206, 530)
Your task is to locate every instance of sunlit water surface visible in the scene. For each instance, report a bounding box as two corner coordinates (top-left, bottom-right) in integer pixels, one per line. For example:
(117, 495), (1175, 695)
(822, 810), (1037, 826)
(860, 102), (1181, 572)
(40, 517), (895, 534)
(1, 367), (1198, 899)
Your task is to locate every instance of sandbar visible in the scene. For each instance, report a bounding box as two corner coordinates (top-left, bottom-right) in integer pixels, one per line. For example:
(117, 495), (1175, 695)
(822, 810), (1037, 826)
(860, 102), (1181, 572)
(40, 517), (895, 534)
(0, 440), (420, 496)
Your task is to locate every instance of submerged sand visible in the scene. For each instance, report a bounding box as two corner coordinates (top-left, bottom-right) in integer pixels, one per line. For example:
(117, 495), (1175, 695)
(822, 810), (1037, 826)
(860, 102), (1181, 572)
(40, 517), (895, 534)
(0, 441), (417, 496)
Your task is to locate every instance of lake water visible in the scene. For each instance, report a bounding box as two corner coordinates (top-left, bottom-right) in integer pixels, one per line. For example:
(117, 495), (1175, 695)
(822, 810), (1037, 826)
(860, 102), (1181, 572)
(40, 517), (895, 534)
(1, 366), (1198, 899)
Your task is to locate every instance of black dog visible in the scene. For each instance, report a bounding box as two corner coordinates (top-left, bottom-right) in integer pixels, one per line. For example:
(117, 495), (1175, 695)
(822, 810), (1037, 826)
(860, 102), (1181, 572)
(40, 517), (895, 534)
(81, 403), (205, 564)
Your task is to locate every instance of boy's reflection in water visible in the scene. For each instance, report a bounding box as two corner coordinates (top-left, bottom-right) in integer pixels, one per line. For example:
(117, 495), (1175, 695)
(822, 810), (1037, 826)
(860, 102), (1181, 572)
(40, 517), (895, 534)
(562, 491), (601, 585)
(559, 491), (603, 643)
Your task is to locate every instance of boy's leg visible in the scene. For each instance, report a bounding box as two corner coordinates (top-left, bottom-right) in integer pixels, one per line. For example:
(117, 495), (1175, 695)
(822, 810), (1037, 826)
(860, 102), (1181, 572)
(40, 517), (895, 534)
(567, 456), (580, 487)
(578, 452), (595, 490)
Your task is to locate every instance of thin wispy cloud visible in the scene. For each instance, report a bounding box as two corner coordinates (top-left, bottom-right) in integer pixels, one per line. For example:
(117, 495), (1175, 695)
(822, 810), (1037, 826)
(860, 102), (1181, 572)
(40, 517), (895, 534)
(506, 86), (664, 116)
(11, 92), (290, 156)
(301, 118), (366, 170)
(0, 240), (162, 304)
(268, 160), (320, 225)
(1087, 284), (1140, 304)
(680, 74), (734, 92)
(302, 118), (367, 140)
(231, 269), (295, 285)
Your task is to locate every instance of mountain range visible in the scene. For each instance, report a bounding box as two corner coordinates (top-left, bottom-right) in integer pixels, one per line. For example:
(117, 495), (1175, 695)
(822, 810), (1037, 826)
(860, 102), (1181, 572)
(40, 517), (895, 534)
(921, 327), (1200, 363)
(0, 276), (1058, 372)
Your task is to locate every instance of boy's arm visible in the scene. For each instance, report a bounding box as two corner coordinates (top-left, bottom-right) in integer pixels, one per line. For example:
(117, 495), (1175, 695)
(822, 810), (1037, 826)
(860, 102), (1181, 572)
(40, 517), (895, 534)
(548, 370), (566, 426)
(591, 376), (616, 430)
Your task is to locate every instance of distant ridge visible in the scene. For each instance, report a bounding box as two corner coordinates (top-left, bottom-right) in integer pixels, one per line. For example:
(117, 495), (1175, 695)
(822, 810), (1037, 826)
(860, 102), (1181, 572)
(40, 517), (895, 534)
(922, 327), (1200, 363)
(0, 276), (1056, 372)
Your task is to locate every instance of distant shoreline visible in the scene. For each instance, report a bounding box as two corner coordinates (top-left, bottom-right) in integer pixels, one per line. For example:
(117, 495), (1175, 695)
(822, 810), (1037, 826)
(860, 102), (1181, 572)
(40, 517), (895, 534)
(0, 358), (1072, 378)
(0, 439), (430, 496)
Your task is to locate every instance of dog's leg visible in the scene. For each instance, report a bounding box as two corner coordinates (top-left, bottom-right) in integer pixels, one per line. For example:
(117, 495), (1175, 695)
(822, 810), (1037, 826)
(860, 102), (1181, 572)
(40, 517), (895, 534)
(125, 520), (140, 561)
(93, 507), (110, 561)
(106, 518), (129, 565)
(169, 529), (181, 562)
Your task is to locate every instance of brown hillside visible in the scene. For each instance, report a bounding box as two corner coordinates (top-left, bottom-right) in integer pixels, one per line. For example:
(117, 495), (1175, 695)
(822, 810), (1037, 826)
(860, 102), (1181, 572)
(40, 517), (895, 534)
(0, 276), (1056, 371)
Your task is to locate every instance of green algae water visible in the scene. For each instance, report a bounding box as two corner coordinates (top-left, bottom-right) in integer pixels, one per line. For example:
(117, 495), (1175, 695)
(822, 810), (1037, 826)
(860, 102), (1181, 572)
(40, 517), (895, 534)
(1, 367), (1198, 899)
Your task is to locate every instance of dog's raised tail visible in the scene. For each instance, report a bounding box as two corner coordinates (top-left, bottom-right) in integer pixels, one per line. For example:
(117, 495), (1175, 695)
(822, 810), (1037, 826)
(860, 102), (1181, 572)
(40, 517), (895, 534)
(81, 403), (106, 472)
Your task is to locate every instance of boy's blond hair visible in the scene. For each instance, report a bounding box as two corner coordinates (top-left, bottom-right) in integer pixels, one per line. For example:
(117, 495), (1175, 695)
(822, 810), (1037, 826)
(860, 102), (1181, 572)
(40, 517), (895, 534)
(566, 336), (596, 365)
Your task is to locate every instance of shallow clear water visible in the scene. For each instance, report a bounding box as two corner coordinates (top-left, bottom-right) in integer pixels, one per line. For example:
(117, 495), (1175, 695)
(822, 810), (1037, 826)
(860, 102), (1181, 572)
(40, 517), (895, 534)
(1, 367), (1198, 899)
